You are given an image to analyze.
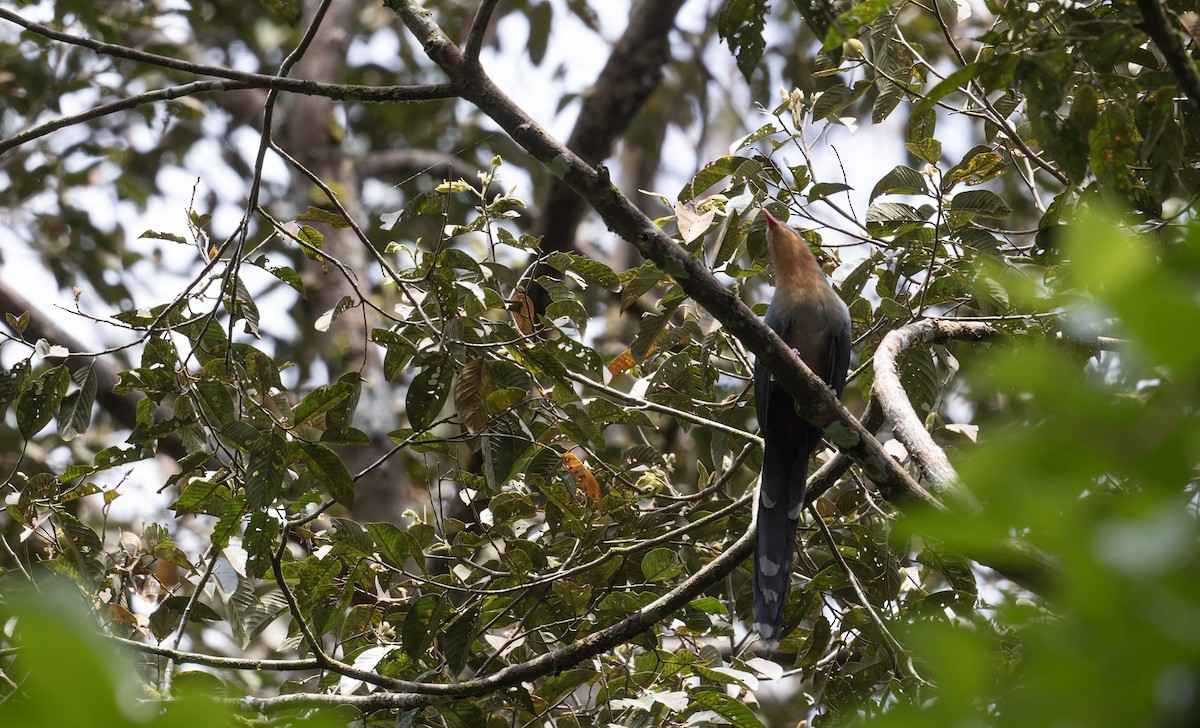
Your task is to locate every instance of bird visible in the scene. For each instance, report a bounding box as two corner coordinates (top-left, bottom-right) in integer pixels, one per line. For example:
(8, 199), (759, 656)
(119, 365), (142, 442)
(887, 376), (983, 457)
(752, 209), (852, 645)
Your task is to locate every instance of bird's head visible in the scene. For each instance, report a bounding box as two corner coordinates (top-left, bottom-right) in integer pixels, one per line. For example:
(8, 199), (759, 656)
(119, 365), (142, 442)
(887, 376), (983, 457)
(760, 208), (824, 291)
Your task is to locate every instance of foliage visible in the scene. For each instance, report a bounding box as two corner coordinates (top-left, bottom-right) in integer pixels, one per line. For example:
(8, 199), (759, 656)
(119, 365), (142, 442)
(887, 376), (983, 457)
(0, 0), (1197, 726)
(879, 215), (1200, 727)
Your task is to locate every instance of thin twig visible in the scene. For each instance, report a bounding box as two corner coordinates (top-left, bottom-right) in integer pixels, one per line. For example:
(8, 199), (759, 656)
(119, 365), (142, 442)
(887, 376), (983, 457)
(0, 8), (456, 103)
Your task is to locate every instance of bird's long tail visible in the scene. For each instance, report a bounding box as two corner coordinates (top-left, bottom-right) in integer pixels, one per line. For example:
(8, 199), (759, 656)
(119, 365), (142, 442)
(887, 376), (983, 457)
(752, 428), (821, 644)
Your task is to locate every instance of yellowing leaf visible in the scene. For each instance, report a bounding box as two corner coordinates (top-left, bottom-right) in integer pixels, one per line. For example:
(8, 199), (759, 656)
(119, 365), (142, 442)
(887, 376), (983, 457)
(561, 452), (601, 506)
(607, 348), (637, 377)
(512, 291), (535, 336)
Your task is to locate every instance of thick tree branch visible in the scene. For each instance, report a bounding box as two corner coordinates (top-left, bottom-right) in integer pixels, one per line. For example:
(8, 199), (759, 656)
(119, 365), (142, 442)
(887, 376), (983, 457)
(384, 0), (940, 511)
(873, 319), (993, 512)
(1136, 0), (1200, 113)
(532, 0), (688, 255)
(872, 318), (1059, 592)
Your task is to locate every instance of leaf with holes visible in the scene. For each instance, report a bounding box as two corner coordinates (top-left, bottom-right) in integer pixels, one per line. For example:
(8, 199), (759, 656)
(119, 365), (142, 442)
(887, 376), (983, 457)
(245, 433), (284, 510)
(717, 0), (769, 83)
(562, 452), (601, 506)
(407, 358), (452, 430)
(17, 365), (68, 439)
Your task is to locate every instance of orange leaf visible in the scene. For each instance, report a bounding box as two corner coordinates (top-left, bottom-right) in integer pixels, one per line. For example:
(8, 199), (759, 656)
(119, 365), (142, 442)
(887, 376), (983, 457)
(511, 291), (535, 336)
(107, 603), (139, 626)
(607, 348), (637, 376)
(606, 341), (662, 377)
(561, 452), (601, 506)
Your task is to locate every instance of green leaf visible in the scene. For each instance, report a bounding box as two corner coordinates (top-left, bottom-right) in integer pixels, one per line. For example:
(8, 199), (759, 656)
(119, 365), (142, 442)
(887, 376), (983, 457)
(245, 433), (285, 510)
(403, 594), (449, 659)
(866, 202), (925, 225)
(545, 251), (621, 290)
(301, 443), (355, 507)
(620, 262), (664, 312)
(441, 606), (479, 675)
(380, 190), (444, 231)
(17, 365), (68, 439)
(314, 295), (356, 333)
(267, 264), (306, 296)
(243, 511), (279, 579)
(718, 0), (769, 83)
(906, 137), (943, 164)
(366, 522), (409, 568)
(293, 375), (356, 428)
(139, 229), (188, 244)
(228, 581), (289, 650)
(807, 182), (852, 202)
(913, 62), (980, 118)
(296, 225), (325, 260)
(642, 547), (684, 582)
(0, 359), (30, 415)
(296, 205), (350, 228)
(950, 189), (1012, 219)
(872, 78), (907, 123)
(407, 357), (453, 430)
(454, 359), (494, 435)
(811, 84), (853, 121)
(870, 165), (928, 200)
(678, 155), (761, 202)
(822, 0), (891, 49)
(56, 362), (96, 441)
(194, 379), (235, 428)
(684, 688), (765, 727)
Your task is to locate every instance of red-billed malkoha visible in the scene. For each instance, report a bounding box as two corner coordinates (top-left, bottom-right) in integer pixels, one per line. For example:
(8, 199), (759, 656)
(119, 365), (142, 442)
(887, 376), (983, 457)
(753, 210), (851, 644)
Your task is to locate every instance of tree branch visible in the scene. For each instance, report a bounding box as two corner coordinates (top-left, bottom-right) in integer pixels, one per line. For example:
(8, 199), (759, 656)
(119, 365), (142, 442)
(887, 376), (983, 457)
(1136, 0), (1200, 113)
(383, 0), (941, 512)
(0, 80), (253, 156)
(464, 0), (502, 61)
(871, 318), (1060, 592)
(0, 8), (457, 104)
(238, 521), (756, 712)
(0, 282), (186, 460)
(873, 319), (994, 512)
(531, 0), (688, 256)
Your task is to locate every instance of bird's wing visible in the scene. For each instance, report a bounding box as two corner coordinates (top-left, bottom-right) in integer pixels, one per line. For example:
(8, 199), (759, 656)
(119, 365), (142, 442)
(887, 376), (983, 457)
(755, 306), (792, 437)
(824, 310), (852, 396)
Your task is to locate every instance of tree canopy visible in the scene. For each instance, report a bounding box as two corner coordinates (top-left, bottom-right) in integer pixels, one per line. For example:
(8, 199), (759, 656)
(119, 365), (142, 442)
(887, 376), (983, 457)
(0, 0), (1198, 726)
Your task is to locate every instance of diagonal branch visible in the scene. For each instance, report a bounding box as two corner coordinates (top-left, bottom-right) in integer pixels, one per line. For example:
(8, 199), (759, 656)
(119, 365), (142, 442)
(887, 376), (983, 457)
(384, 0), (940, 511)
(464, 0), (502, 61)
(1135, 0), (1200, 113)
(532, 0), (688, 256)
(238, 519), (756, 712)
(0, 80), (251, 157)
